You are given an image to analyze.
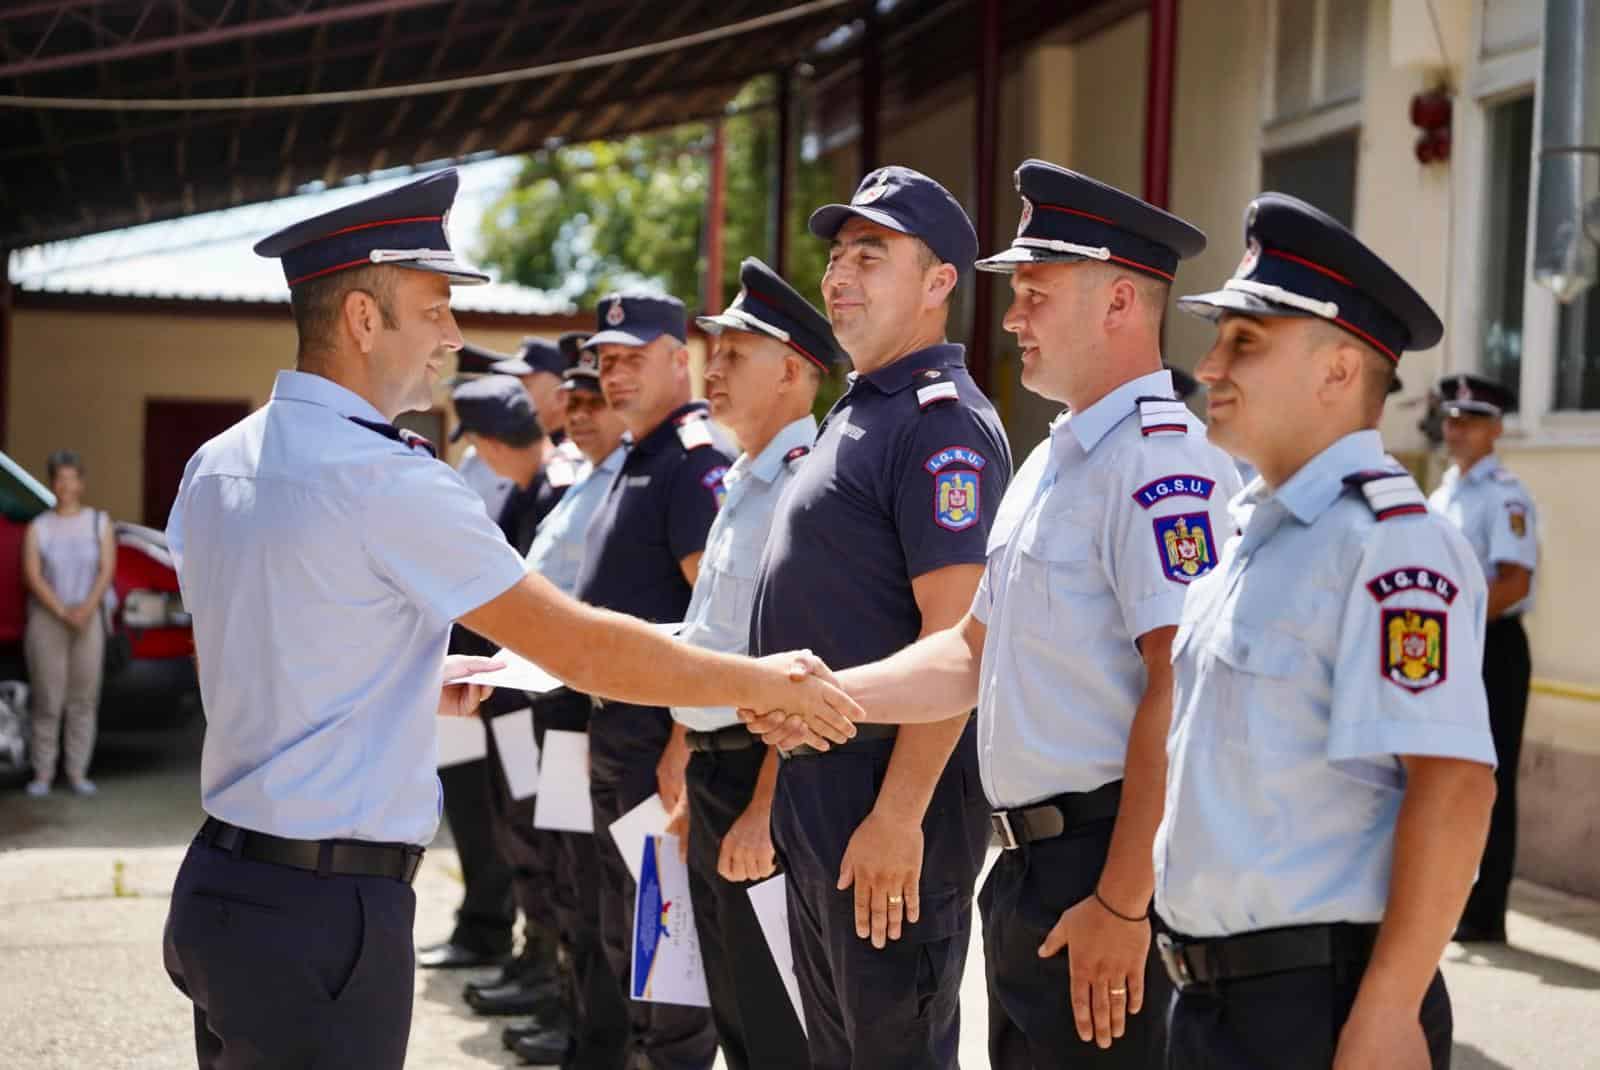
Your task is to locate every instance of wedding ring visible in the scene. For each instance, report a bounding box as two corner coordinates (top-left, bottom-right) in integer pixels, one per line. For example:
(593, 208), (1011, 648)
(1108, 987), (1128, 997)
(887, 894), (904, 904)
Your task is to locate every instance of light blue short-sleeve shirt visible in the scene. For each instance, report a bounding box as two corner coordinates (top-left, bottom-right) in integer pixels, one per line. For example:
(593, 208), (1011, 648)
(672, 415), (816, 732)
(1154, 431), (1497, 938)
(1427, 454), (1539, 616)
(524, 443), (628, 595)
(167, 370), (528, 845)
(971, 370), (1242, 808)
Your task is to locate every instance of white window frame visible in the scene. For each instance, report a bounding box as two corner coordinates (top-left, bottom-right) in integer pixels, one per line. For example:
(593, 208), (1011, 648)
(1449, 7), (1600, 446)
(1259, 0), (1364, 224)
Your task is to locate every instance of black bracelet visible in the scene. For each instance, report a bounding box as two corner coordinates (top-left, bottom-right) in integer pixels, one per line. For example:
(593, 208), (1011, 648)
(1093, 888), (1150, 923)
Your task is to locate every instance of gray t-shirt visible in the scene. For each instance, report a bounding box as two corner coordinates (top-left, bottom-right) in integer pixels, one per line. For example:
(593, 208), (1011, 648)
(32, 509), (105, 607)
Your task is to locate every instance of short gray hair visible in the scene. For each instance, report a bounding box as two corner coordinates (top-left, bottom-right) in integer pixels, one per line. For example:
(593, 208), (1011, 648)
(46, 449), (82, 481)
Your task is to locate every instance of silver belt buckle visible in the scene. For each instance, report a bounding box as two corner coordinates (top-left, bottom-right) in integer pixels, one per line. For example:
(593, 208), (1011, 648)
(991, 810), (1019, 851)
(1157, 933), (1194, 989)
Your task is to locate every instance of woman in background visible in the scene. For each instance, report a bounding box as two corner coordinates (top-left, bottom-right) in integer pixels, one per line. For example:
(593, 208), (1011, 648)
(22, 449), (115, 796)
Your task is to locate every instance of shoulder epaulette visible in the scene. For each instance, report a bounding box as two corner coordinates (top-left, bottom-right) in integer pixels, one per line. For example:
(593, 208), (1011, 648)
(783, 445), (811, 469)
(347, 416), (437, 458)
(1489, 467), (1519, 485)
(676, 413), (715, 451)
(1342, 469), (1428, 521)
(916, 380), (960, 410)
(1136, 396), (1189, 437)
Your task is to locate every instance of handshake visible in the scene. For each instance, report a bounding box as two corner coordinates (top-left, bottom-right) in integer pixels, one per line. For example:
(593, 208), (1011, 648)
(737, 651), (859, 751)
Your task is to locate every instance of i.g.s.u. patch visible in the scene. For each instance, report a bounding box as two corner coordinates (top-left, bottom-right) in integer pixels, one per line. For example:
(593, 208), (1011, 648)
(1507, 501), (1528, 537)
(1131, 474), (1215, 510)
(934, 469), (981, 531)
(1381, 607), (1447, 692)
(702, 465), (728, 508)
(1152, 511), (1216, 583)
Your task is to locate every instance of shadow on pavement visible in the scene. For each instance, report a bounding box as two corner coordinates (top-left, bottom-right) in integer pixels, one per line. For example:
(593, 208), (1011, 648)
(1449, 940), (1600, 992)
(1452, 1042), (1516, 1069)
(417, 966), (523, 1065)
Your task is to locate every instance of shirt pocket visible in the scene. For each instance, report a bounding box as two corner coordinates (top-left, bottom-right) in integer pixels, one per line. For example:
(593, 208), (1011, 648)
(1012, 512), (1105, 641)
(1204, 622), (1311, 751)
(704, 523), (763, 632)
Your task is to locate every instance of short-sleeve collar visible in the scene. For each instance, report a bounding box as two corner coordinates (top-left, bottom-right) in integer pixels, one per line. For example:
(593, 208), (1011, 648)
(1461, 454), (1502, 485)
(733, 415), (818, 487)
(270, 369), (387, 425)
(853, 343), (967, 395)
(1272, 429), (1387, 525)
(1061, 369), (1175, 454)
(631, 401), (710, 457)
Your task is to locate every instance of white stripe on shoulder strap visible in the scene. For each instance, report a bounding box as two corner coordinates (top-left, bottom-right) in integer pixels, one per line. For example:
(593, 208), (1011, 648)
(917, 381), (960, 409)
(1138, 397), (1190, 436)
(1344, 470), (1428, 520)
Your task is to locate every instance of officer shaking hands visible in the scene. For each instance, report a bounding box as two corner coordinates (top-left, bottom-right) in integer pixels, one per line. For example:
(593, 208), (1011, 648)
(748, 166), (1012, 1070)
(1429, 373), (1539, 946)
(160, 169), (860, 1070)
(1153, 195), (1497, 1070)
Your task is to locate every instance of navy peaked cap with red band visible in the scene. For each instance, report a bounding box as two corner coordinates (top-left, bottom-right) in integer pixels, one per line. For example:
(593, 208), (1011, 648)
(254, 168), (488, 289)
(977, 160), (1206, 281)
(559, 345), (603, 394)
(696, 257), (846, 371)
(1178, 192), (1442, 362)
(492, 336), (565, 378)
(557, 331), (590, 368)
(456, 341), (509, 376)
(809, 165), (978, 275)
(450, 374), (542, 443)
(584, 291), (687, 350)
(1437, 373), (1514, 417)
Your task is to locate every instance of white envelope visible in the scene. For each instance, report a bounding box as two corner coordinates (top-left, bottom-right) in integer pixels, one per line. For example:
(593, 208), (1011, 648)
(630, 834), (710, 1007)
(609, 794), (671, 884)
(747, 874), (807, 1035)
(436, 715), (486, 768)
(489, 708), (540, 800)
(532, 729), (593, 833)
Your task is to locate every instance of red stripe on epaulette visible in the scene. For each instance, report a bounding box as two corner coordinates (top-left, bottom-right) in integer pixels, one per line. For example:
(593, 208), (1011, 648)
(1140, 423), (1188, 436)
(1374, 503), (1428, 521)
(784, 446), (810, 463)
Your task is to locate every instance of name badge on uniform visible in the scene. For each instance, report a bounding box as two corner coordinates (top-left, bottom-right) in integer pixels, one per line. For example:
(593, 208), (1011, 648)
(1152, 512), (1216, 583)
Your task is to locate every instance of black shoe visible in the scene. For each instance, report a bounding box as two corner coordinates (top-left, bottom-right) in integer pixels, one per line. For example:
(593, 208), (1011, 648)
(466, 976), (565, 1017)
(500, 1009), (570, 1052)
(512, 1026), (572, 1066)
(417, 940), (511, 970)
(1453, 922), (1507, 944)
(464, 957), (558, 1000)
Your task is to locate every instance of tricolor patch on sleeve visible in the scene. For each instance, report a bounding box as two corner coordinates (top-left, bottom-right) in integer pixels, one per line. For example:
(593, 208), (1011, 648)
(934, 469), (980, 530)
(1381, 607), (1447, 692)
(1152, 511), (1216, 583)
(1137, 397), (1189, 436)
(917, 381), (960, 409)
(702, 465), (728, 507)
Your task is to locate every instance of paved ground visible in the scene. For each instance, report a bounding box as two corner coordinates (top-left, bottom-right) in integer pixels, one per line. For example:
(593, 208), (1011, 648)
(2, 722), (1598, 1068)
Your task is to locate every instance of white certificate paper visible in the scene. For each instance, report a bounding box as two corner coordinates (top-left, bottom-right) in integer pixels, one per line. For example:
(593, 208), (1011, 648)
(532, 729), (593, 833)
(436, 715), (486, 768)
(747, 874), (807, 1035)
(489, 707), (540, 800)
(609, 794), (671, 884)
(630, 834), (710, 1007)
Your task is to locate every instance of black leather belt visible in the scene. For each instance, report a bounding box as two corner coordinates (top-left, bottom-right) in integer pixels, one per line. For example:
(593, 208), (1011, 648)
(782, 721), (899, 759)
(1158, 923), (1379, 991)
(991, 780), (1122, 850)
(200, 817), (424, 885)
(685, 724), (755, 754)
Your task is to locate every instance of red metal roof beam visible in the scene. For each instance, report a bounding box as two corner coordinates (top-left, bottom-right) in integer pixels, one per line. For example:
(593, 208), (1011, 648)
(0, 0), (452, 80)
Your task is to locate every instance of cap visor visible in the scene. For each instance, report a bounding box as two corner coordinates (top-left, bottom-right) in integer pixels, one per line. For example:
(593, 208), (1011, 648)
(1442, 401), (1501, 418)
(490, 359), (534, 376)
(558, 374), (603, 393)
(1176, 287), (1319, 323)
(807, 203), (914, 243)
(693, 308), (788, 342)
(396, 255), (491, 285)
(974, 245), (1095, 274)
(583, 327), (662, 349)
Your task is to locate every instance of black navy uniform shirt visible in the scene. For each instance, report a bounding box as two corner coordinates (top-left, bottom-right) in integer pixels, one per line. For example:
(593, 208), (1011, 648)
(575, 401), (734, 623)
(751, 343), (1012, 669)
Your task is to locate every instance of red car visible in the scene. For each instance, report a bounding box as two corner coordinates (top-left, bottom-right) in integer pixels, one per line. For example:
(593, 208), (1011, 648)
(0, 450), (199, 751)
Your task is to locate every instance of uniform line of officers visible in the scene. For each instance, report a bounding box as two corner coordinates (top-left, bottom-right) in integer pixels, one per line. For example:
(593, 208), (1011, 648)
(158, 156), (1539, 1070)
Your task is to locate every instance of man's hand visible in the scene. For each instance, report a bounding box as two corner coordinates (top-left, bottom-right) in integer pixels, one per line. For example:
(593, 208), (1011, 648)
(718, 795), (777, 883)
(1037, 894), (1150, 1050)
(1333, 1001), (1430, 1070)
(837, 809), (923, 949)
(739, 651), (854, 750)
(657, 724), (691, 812)
(740, 651), (858, 750)
(665, 791), (690, 863)
(438, 655), (502, 718)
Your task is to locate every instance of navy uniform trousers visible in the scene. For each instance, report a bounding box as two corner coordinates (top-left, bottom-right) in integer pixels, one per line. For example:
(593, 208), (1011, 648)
(163, 836), (416, 1069)
(1166, 963), (1451, 1069)
(979, 815), (1171, 1068)
(771, 722), (990, 1070)
(685, 743), (809, 1070)
(1460, 614), (1531, 936)
(590, 699), (718, 1070)
(539, 689), (631, 1070)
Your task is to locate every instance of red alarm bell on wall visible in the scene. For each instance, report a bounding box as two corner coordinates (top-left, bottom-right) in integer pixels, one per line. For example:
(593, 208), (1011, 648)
(1411, 90), (1453, 165)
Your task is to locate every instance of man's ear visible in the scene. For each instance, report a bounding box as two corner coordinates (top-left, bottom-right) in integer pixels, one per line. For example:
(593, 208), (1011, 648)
(923, 262), (958, 311)
(1103, 275), (1139, 333)
(1317, 336), (1365, 405)
(343, 289), (381, 354)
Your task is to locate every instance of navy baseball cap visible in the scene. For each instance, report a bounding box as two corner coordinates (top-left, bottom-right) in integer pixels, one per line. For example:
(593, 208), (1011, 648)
(450, 375), (542, 443)
(558, 331), (590, 368)
(456, 341), (509, 377)
(696, 257), (846, 371)
(1179, 193), (1443, 362)
(1438, 373), (1513, 417)
(493, 337), (565, 378)
(808, 165), (979, 274)
(254, 168), (488, 289)
(584, 292), (687, 350)
(558, 346), (603, 394)
(977, 160), (1206, 281)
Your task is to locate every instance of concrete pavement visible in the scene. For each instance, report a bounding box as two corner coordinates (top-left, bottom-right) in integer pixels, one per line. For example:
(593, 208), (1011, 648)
(1, 724), (1596, 1068)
